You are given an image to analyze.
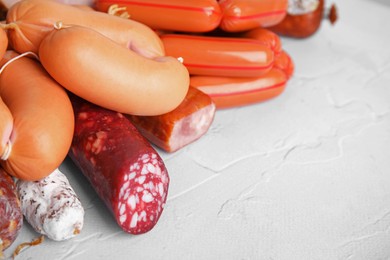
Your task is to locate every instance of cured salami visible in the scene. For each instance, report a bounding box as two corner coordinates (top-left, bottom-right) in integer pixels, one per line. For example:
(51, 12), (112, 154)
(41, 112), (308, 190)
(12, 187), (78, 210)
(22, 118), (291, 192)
(0, 167), (23, 255)
(68, 96), (170, 234)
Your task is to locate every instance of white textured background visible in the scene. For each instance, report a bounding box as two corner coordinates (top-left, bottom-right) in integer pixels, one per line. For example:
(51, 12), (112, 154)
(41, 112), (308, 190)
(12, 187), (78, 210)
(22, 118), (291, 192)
(4, 0), (390, 259)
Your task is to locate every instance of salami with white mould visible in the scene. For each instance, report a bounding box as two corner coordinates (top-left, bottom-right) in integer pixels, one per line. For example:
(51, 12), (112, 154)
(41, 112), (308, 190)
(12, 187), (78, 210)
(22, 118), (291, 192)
(16, 168), (84, 241)
(68, 96), (170, 234)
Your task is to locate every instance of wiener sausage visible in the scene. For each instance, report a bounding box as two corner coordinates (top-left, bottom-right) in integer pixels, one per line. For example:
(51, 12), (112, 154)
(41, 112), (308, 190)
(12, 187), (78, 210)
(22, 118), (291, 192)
(0, 167), (23, 256)
(240, 27), (282, 56)
(190, 68), (287, 109)
(95, 0), (222, 33)
(16, 168), (84, 241)
(3, 0), (164, 58)
(268, 0), (337, 38)
(127, 87), (216, 153)
(219, 0), (288, 32)
(69, 95), (170, 234)
(0, 51), (74, 181)
(39, 25), (189, 116)
(161, 33), (274, 78)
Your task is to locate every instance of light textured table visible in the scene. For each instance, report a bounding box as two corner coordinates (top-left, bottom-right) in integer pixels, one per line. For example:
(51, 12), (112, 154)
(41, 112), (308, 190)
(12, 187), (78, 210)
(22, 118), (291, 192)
(5, 0), (390, 259)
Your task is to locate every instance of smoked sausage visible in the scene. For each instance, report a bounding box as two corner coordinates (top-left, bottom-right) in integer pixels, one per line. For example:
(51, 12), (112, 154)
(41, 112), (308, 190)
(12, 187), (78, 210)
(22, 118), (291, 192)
(95, 0), (222, 33)
(190, 68), (287, 109)
(68, 95), (170, 234)
(274, 50), (294, 79)
(0, 167), (23, 255)
(127, 87), (216, 153)
(241, 27), (282, 56)
(268, 0), (337, 38)
(219, 0), (288, 32)
(39, 25), (189, 116)
(161, 33), (274, 78)
(4, 0), (164, 57)
(0, 50), (74, 181)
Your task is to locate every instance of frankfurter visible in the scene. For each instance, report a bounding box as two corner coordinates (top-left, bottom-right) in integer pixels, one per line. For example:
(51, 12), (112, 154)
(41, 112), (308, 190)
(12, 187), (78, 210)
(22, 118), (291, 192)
(268, 0), (337, 38)
(16, 168), (84, 241)
(127, 87), (216, 153)
(69, 95), (170, 234)
(240, 27), (282, 56)
(95, 0), (222, 33)
(161, 33), (274, 78)
(0, 167), (23, 256)
(0, 51), (74, 181)
(274, 50), (294, 79)
(190, 68), (287, 109)
(219, 0), (288, 32)
(3, 0), (164, 58)
(39, 25), (189, 116)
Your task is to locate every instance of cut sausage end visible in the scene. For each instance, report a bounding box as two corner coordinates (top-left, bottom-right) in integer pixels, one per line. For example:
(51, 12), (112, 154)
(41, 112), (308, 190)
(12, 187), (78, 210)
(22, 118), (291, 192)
(115, 152), (169, 234)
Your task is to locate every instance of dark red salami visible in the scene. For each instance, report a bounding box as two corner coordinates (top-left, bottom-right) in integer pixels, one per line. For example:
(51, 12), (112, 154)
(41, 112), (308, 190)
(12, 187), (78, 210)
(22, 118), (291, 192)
(68, 96), (169, 234)
(0, 167), (23, 254)
(127, 87), (216, 153)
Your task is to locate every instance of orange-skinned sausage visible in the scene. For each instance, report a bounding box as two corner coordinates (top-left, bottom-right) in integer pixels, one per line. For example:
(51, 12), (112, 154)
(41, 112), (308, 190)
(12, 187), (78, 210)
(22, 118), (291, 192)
(95, 0), (222, 33)
(241, 27), (282, 56)
(274, 50), (294, 79)
(161, 33), (274, 78)
(3, 0), (164, 58)
(39, 25), (189, 116)
(0, 28), (7, 59)
(219, 0), (288, 32)
(0, 51), (74, 181)
(0, 97), (13, 160)
(190, 68), (287, 109)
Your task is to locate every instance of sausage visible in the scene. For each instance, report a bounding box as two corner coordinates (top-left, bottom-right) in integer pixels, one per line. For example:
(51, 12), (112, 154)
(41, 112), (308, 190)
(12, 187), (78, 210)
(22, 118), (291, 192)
(16, 168), (84, 241)
(218, 0), (288, 32)
(3, 0), (164, 58)
(0, 167), (23, 255)
(39, 25), (189, 116)
(0, 97), (13, 160)
(190, 68), (287, 109)
(127, 87), (216, 153)
(0, 50), (74, 181)
(68, 95), (170, 234)
(95, 0), (222, 33)
(0, 28), (7, 59)
(161, 33), (274, 78)
(274, 50), (294, 79)
(240, 27), (282, 56)
(268, 0), (337, 38)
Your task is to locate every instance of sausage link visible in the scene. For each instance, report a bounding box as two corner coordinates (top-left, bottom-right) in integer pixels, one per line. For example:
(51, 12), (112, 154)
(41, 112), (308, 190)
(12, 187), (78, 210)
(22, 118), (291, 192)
(69, 96), (170, 234)
(0, 50), (74, 181)
(4, 0), (164, 58)
(219, 0), (288, 32)
(95, 0), (222, 33)
(127, 87), (216, 153)
(0, 167), (23, 254)
(161, 33), (274, 78)
(190, 68), (287, 109)
(16, 168), (84, 241)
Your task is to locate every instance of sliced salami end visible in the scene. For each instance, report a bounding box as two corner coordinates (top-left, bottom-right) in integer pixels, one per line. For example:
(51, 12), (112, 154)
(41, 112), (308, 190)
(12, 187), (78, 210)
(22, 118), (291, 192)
(69, 96), (170, 234)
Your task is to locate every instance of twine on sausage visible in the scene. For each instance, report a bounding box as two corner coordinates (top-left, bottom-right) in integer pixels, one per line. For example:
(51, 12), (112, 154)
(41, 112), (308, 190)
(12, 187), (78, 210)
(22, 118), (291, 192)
(0, 51), (39, 75)
(1, 140), (12, 161)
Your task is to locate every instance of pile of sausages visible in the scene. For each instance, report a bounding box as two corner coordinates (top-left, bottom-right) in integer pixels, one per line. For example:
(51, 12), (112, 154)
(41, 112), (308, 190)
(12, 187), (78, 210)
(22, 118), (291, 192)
(0, 0), (336, 257)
